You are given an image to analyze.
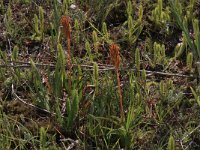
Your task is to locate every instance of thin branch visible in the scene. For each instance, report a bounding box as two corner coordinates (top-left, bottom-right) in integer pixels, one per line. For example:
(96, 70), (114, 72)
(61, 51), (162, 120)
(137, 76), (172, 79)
(0, 62), (195, 78)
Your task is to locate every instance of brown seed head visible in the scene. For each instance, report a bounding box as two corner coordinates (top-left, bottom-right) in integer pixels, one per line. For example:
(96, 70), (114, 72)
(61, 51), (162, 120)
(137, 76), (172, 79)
(110, 43), (121, 69)
(60, 16), (71, 39)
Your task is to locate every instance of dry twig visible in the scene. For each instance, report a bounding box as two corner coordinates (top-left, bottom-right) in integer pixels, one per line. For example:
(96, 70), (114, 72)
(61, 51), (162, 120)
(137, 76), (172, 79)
(0, 61), (195, 78)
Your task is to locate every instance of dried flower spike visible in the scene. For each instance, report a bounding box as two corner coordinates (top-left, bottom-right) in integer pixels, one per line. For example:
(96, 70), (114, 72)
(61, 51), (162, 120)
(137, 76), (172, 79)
(60, 16), (71, 39)
(109, 43), (124, 123)
(60, 15), (72, 90)
(60, 15), (72, 69)
(109, 43), (121, 69)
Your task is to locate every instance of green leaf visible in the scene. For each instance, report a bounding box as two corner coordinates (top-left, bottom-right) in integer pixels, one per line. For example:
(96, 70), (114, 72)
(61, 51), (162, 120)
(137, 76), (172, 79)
(168, 135), (175, 150)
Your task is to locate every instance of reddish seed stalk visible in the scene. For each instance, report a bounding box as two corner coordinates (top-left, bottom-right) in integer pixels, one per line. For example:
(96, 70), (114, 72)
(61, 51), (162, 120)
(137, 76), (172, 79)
(109, 43), (125, 123)
(60, 16), (72, 71)
(116, 68), (125, 123)
(67, 37), (71, 69)
(60, 16), (72, 89)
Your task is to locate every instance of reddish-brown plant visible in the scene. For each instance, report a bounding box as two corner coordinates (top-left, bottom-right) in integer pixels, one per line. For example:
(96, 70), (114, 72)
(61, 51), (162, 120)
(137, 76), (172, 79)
(60, 16), (73, 91)
(109, 43), (125, 123)
(60, 16), (72, 70)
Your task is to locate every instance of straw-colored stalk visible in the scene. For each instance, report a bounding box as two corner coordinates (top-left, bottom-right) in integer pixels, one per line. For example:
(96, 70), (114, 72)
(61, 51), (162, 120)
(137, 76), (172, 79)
(110, 43), (125, 123)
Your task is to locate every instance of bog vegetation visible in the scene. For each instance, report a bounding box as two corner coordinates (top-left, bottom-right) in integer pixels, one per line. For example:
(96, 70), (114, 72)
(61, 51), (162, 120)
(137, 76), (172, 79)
(0, 0), (200, 149)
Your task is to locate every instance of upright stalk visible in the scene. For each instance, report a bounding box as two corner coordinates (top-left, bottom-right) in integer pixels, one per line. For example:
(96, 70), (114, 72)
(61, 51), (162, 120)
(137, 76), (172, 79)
(116, 67), (124, 122)
(60, 16), (72, 69)
(60, 16), (72, 90)
(110, 43), (125, 123)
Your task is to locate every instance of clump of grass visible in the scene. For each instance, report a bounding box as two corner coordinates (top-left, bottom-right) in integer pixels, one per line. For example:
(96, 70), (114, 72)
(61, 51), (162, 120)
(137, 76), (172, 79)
(169, 0), (197, 59)
(126, 1), (143, 45)
(151, 0), (170, 32)
(153, 42), (167, 67)
(65, 89), (80, 130)
(32, 6), (44, 41)
(30, 59), (50, 111)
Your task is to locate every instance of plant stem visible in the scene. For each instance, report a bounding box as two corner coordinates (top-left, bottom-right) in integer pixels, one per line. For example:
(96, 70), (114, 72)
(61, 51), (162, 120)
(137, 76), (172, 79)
(116, 68), (124, 123)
